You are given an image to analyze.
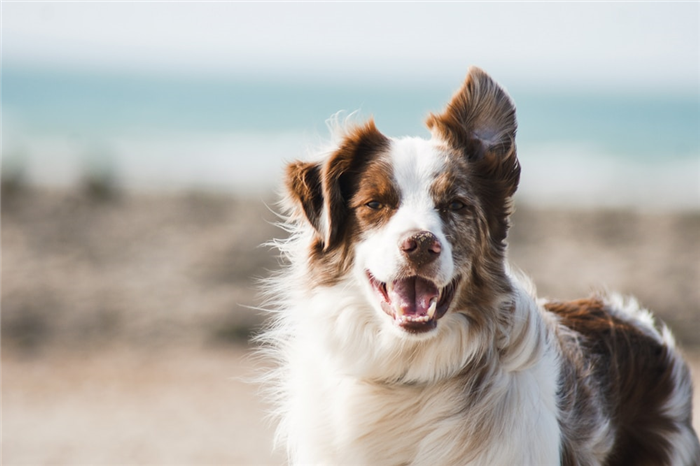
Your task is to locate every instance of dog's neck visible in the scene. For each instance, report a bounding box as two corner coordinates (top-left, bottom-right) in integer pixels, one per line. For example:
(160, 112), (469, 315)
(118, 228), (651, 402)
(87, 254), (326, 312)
(497, 280), (549, 373)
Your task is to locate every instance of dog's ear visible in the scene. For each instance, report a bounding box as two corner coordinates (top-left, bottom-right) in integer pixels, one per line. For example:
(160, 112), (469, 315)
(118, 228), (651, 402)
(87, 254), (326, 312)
(426, 66), (519, 196)
(427, 67), (520, 247)
(426, 66), (517, 161)
(285, 160), (325, 235)
(320, 119), (389, 250)
(285, 119), (389, 250)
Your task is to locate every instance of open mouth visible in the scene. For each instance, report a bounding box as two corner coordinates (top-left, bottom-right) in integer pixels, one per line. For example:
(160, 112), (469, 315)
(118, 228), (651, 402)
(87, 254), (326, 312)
(367, 271), (459, 334)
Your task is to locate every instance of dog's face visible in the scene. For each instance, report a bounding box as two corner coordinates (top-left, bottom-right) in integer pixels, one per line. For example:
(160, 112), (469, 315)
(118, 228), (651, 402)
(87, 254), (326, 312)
(285, 67), (520, 341)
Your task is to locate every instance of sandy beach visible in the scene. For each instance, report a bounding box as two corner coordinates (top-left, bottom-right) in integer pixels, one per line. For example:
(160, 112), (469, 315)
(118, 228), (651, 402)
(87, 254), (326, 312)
(3, 186), (699, 465)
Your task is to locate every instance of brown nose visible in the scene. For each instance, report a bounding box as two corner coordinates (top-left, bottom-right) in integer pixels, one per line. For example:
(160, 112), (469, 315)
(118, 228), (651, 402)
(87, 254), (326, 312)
(400, 231), (441, 266)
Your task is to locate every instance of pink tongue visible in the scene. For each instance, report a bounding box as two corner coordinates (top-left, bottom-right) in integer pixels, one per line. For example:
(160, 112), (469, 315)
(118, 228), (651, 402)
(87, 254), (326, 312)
(388, 277), (439, 316)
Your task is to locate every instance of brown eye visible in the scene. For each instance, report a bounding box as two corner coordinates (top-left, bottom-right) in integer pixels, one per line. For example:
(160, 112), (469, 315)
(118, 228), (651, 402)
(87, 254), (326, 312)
(366, 201), (383, 210)
(448, 200), (466, 211)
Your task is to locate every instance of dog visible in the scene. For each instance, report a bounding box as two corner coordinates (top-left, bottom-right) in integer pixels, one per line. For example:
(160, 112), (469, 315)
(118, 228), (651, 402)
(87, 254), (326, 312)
(261, 67), (700, 465)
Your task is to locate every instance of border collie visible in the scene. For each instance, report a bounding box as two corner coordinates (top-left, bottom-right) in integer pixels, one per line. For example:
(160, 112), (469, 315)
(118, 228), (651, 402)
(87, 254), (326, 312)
(261, 67), (699, 465)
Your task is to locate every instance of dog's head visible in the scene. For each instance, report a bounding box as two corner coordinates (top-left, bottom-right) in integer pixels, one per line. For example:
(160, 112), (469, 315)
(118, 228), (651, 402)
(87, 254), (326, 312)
(284, 67), (519, 344)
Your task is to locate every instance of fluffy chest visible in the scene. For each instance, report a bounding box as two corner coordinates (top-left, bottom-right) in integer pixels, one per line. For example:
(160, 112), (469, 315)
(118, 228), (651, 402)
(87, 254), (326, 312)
(286, 349), (562, 466)
(289, 366), (468, 465)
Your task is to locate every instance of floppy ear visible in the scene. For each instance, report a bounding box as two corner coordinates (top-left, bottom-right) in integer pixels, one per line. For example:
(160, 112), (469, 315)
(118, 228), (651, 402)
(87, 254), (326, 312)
(285, 160), (324, 235)
(426, 66), (519, 196)
(285, 119), (389, 250)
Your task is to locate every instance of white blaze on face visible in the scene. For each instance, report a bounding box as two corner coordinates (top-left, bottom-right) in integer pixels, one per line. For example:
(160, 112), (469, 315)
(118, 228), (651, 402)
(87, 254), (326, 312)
(354, 137), (455, 288)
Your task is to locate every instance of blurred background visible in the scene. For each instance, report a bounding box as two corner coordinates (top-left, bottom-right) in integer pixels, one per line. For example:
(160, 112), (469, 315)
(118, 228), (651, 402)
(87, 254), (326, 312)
(2, 3), (698, 465)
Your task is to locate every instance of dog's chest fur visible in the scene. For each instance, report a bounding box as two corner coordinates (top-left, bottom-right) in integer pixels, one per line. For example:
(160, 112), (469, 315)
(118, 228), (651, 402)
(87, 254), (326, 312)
(287, 338), (561, 466)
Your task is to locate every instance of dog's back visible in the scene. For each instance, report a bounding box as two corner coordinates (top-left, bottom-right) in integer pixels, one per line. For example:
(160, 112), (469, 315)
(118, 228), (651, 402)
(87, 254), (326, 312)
(549, 297), (698, 465)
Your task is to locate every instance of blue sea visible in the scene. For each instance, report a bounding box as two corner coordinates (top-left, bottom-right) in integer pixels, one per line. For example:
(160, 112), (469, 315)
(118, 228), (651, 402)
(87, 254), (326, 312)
(3, 67), (699, 209)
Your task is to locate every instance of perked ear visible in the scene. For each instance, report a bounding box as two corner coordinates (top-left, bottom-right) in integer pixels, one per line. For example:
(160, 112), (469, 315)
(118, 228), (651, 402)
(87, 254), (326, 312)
(426, 66), (518, 162)
(284, 119), (389, 250)
(427, 67), (520, 246)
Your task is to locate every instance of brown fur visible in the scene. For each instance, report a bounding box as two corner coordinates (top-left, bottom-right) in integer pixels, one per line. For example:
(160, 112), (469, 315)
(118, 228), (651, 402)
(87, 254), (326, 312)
(285, 161), (324, 234)
(426, 70), (521, 355)
(427, 66), (520, 249)
(548, 298), (692, 466)
(348, 157), (399, 232)
(285, 119), (390, 286)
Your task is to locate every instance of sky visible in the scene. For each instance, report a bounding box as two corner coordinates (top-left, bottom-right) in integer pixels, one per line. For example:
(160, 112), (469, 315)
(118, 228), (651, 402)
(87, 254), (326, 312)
(4, 2), (699, 92)
(2, 2), (699, 207)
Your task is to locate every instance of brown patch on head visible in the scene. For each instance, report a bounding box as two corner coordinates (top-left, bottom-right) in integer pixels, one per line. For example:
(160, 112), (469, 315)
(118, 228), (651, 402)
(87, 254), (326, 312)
(548, 298), (690, 465)
(427, 145), (514, 338)
(426, 66), (520, 249)
(284, 119), (391, 285)
(349, 158), (399, 232)
(319, 120), (391, 250)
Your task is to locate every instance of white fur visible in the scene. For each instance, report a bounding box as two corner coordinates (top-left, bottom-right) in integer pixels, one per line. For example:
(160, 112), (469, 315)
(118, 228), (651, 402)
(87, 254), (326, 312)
(273, 278), (561, 465)
(356, 137), (454, 288)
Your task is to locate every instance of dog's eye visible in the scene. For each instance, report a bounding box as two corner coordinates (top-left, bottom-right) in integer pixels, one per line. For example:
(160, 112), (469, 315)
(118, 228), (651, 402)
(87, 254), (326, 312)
(448, 200), (466, 211)
(366, 201), (384, 210)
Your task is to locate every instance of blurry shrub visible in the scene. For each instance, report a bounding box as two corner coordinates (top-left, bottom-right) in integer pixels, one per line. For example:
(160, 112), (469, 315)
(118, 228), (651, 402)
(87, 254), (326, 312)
(81, 168), (119, 201)
(80, 147), (121, 202)
(1, 300), (52, 354)
(1, 154), (28, 201)
(211, 321), (261, 344)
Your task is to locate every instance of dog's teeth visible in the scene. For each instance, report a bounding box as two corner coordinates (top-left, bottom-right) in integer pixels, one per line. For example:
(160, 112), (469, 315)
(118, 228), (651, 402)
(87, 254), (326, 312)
(400, 314), (432, 323)
(427, 299), (437, 319)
